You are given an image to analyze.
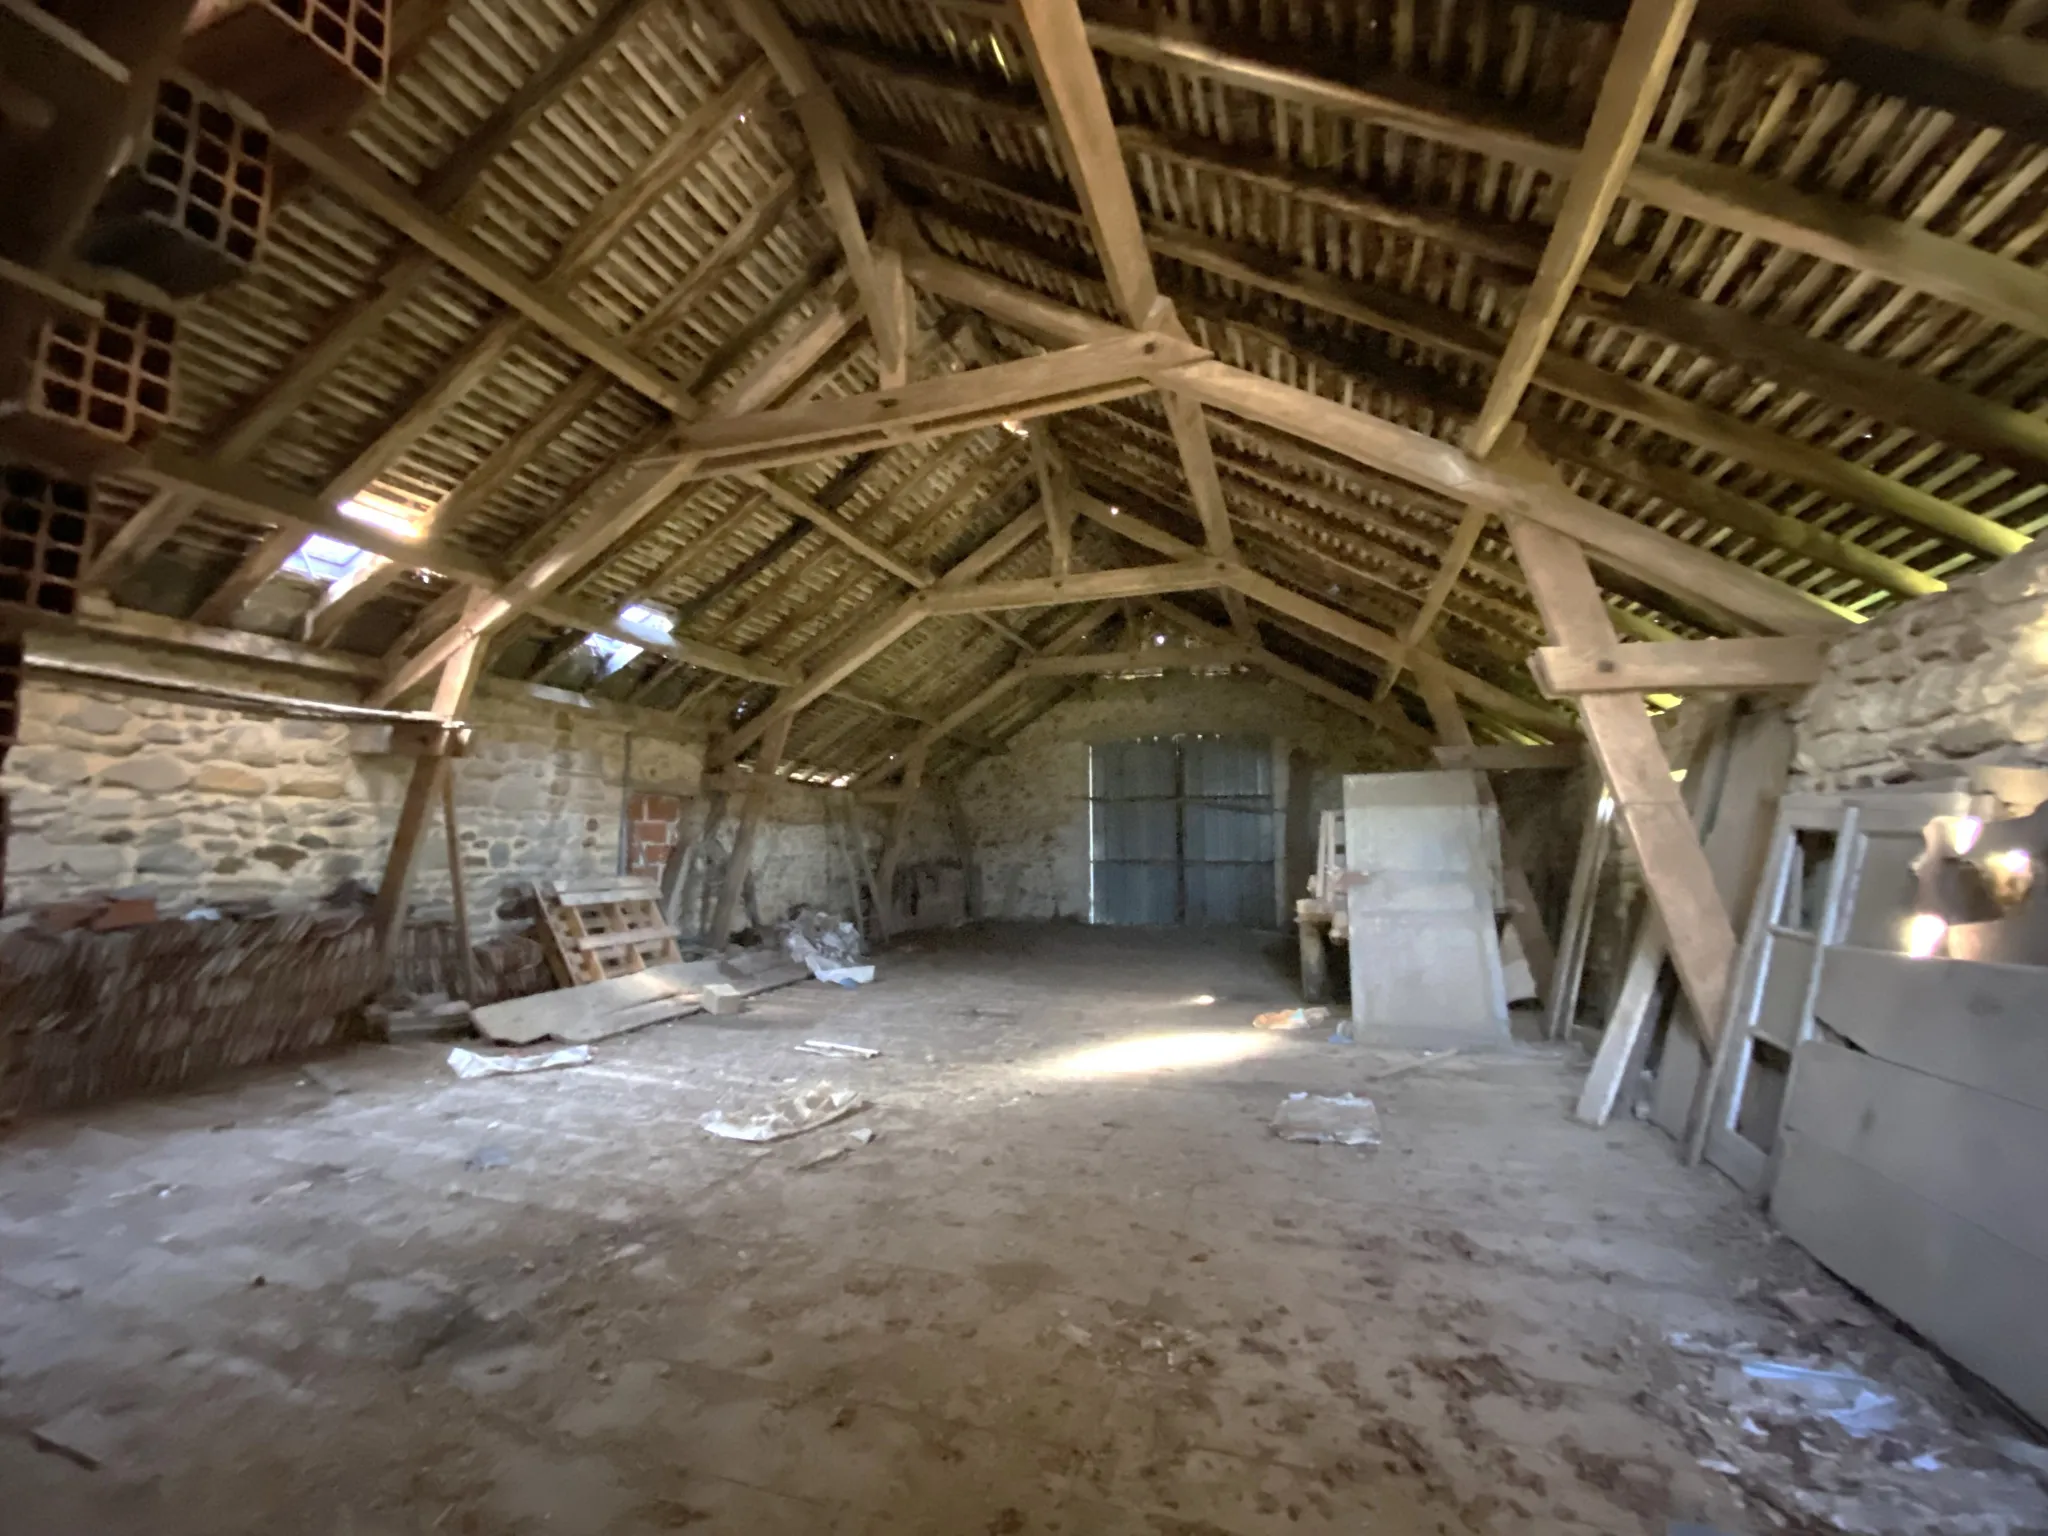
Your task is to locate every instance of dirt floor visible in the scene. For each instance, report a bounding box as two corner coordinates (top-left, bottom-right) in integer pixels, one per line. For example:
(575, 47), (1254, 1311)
(3, 924), (2044, 1535)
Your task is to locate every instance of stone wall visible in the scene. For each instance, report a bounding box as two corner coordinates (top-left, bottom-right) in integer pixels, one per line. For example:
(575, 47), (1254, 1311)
(956, 669), (1403, 922)
(0, 635), (847, 933)
(1793, 542), (2048, 788)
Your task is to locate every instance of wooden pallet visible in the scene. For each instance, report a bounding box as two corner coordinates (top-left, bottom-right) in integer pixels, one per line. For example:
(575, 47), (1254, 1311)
(533, 876), (682, 987)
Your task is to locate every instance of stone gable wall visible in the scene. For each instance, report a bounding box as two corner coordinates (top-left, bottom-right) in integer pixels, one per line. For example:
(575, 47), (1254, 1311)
(956, 670), (1402, 922)
(1793, 543), (2048, 788)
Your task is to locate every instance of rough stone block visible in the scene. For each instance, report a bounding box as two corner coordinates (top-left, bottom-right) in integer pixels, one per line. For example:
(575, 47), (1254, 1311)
(61, 701), (130, 735)
(194, 762), (268, 795)
(101, 755), (194, 793)
(136, 844), (205, 876)
(278, 776), (347, 798)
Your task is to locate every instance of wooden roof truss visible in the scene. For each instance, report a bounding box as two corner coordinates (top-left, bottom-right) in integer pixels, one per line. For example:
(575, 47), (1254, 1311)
(12, 0), (2047, 830)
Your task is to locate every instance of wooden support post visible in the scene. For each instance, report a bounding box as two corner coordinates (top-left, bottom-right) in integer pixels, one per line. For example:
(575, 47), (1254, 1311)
(1546, 778), (1614, 1040)
(708, 709), (792, 943)
(840, 793), (888, 941)
(373, 753), (449, 963)
(1506, 512), (1736, 1042)
(942, 782), (978, 921)
(371, 608), (486, 965)
(440, 765), (481, 1003)
(1417, 658), (1560, 1008)
(876, 741), (928, 930)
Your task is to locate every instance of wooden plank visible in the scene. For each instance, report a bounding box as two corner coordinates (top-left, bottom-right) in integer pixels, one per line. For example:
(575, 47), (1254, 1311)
(1028, 425), (1076, 578)
(1509, 515), (1736, 1043)
(1147, 595), (1434, 752)
(73, 599), (381, 681)
(279, 130), (696, 414)
(1787, 1039), (2048, 1266)
(1773, 1127), (2048, 1428)
(1078, 497), (1570, 735)
(1011, 0), (1160, 324)
(1022, 646), (1254, 676)
(1014, 0), (2048, 342)
(920, 561), (1229, 615)
(1814, 946), (2048, 1117)
(905, 255), (1852, 639)
(1378, 506), (1487, 702)
(672, 335), (1206, 469)
(1532, 637), (1828, 696)
(369, 301), (857, 706)
(1432, 743), (1581, 771)
(141, 450), (503, 588)
(1547, 781), (1614, 1039)
(1574, 916), (1669, 1125)
(1468, 0), (1696, 455)
(571, 924), (676, 952)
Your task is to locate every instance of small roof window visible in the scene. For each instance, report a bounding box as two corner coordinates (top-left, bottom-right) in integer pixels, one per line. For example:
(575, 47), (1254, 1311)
(583, 601), (673, 674)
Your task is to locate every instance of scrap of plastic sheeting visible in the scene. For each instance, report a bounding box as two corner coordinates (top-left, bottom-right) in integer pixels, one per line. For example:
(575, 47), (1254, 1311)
(447, 1044), (592, 1079)
(1272, 1091), (1382, 1147)
(699, 1082), (864, 1143)
(806, 956), (875, 986)
(1739, 1359), (1902, 1439)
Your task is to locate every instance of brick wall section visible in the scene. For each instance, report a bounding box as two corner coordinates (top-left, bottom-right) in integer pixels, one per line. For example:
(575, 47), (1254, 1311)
(625, 791), (684, 878)
(1793, 542), (2048, 789)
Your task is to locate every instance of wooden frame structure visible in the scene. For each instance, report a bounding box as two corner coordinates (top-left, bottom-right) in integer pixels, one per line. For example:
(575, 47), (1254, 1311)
(10, 0), (2048, 968)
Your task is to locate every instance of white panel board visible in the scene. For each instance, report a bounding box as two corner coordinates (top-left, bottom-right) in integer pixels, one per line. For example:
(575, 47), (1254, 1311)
(1344, 771), (1508, 1035)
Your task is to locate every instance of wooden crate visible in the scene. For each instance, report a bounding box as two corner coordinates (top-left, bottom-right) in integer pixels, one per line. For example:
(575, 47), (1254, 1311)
(533, 876), (683, 987)
(183, 0), (391, 134)
(82, 78), (271, 296)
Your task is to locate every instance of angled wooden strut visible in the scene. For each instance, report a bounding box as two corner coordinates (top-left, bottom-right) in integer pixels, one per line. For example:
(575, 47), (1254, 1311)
(1011, 0), (1243, 567)
(368, 297), (858, 707)
(668, 333), (1209, 475)
(1507, 509), (1736, 1045)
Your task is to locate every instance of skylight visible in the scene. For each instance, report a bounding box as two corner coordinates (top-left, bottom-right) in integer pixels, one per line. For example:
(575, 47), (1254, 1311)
(583, 602), (673, 674)
(280, 494), (425, 590)
(281, 532), (376, 586)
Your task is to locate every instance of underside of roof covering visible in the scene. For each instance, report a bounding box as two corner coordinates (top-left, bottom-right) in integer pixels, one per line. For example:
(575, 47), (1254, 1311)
(53, 0), (2048, 783)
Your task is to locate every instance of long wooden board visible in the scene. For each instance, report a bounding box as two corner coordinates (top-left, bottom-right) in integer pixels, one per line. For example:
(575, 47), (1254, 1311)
(1814, 945), (2048, 1116)
(1773, 1130), (2048, 1428)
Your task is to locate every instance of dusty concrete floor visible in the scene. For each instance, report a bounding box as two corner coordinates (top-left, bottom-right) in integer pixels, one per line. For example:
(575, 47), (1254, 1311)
(2, 924), (2042, 1535)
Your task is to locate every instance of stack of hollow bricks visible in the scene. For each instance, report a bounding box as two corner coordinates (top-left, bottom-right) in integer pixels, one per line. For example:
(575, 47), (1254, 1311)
(0, 2), (388, 914)
(626, 793), (687, 880)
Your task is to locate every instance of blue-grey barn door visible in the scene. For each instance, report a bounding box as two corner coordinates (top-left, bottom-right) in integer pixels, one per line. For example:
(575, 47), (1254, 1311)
(1089, 737), (1274, 926)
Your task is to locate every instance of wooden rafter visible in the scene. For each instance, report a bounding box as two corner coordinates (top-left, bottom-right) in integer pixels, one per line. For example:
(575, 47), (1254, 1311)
(1388, 0), (1695, 703)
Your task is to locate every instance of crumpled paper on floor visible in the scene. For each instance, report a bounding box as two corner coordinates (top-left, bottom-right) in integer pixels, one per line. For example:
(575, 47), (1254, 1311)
(447, 1045), (592, 1079)
(699, 1082), (864, 1142)
(1271, 1091), (1381, 1147)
